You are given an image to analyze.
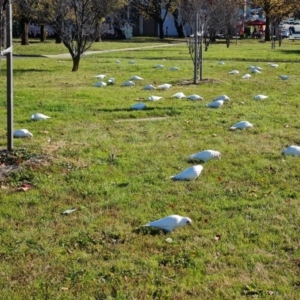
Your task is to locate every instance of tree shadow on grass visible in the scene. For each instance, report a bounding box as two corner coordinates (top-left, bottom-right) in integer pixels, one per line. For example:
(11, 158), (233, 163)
(97, 107), (156, 113)
(13, 68), (56, 75)
(13, 54), (45, 58)
(279, 49), (300, 56)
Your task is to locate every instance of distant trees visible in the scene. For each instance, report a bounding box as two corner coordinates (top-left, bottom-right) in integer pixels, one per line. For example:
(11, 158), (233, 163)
(131, 0), (177, 39)
(251, 0), (298, 41)
(206, 0), (241, 47)
(13, 0), (40, 45)
(37, 0), (125, 71)
(180, 0), (241, 47)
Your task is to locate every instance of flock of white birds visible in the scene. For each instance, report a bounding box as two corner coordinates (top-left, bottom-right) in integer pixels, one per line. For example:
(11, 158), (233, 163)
(13, 59), (299, 232)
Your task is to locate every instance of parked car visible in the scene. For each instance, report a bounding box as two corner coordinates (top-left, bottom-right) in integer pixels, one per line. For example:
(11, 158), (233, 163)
(280, 29), (290, 38)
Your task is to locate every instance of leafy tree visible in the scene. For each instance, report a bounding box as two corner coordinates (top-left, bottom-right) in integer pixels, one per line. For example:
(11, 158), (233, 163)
(131, 0), (177, 39)
(251, 0), (298, 41)
(38, 0), (125, 71)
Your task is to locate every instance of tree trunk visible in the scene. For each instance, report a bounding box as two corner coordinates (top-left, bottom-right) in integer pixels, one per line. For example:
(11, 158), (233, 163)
(2, 14), (6, 47)
(158, 21), (164, 39)
(20, 17), (30, 45)
(95, 21), (102, 42)
(55, 32), (62, 43)
(265, 15), (270, 41)
(40, 25), (46, 42)
(226, 38), (230, 48)
(0, 14), (4, 47)
(72, 55), (80, 72)
(172, 9), (184, 38)
(204, 38), (210, 51)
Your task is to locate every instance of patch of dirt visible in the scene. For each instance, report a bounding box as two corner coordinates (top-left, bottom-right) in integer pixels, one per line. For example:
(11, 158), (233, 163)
(0, 148), (50, 183)
(177, 78), (222, 85)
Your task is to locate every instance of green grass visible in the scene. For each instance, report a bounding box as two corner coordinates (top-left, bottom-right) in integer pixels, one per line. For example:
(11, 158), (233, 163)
(1, 37), (300, 299)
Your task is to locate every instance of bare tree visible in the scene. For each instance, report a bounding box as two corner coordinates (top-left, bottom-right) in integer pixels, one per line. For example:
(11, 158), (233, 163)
(0, 0), (7, 47)
(209, 0), (240, 48)
(181, 0), (241, 49)
(178, 0), (241, 82)
(131, 0), (177, 39)
(38, 0), (125, 71)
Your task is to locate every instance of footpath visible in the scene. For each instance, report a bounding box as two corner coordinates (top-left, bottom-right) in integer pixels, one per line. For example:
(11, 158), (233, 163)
(42, 42), (184, 59)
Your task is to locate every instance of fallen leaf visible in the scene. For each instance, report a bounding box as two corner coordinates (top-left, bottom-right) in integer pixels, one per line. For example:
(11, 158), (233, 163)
(61, 287), (69, 291)
(66, 248), (73, 254)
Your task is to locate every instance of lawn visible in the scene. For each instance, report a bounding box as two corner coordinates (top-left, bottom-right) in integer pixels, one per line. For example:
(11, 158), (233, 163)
(1, 36), (300, 299)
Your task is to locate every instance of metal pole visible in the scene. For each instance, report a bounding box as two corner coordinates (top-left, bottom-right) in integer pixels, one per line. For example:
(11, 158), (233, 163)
(6, 0), (13, 151)
(199, 21), (204, 81)
(193, 12), (198, 84)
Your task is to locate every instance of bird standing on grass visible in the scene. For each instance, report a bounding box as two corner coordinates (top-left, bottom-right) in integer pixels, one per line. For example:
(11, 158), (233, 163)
(230, 121), (254, 130)
(144, 215), (192, 232)
(206, 100), (224, 108)
(213, 95), (230, 101)
(253, 94), (268, 100)
(282, 145), (300, 156)
(13, 129), (33, 138)
(31, 113), (51, 121)
(170, 165), (203, 181)
(186, 94), (203, 101)
(188, 150), (221, 162)
(279, 75), (289, 80)
(157, 83), (172, 90)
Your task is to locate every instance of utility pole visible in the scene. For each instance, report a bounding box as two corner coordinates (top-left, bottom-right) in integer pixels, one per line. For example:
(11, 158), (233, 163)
(2, 0), (13, 150)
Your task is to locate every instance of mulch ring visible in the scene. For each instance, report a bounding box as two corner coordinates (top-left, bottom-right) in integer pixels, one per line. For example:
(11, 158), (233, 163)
(0, 148), (50, 183)
(177, 78), (221, 85)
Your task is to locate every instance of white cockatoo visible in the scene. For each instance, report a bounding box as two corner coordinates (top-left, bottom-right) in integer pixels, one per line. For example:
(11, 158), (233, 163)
(170, 165), (203, 181)
(230, 121), (254, 130)
(31, 113), (51, 121)
(144, 215), (192, 232)
(13, 129), (33, 138)
(206, 100), (224, 108)
(282, 145), (300, 156)
(188, 150), (221, 162)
